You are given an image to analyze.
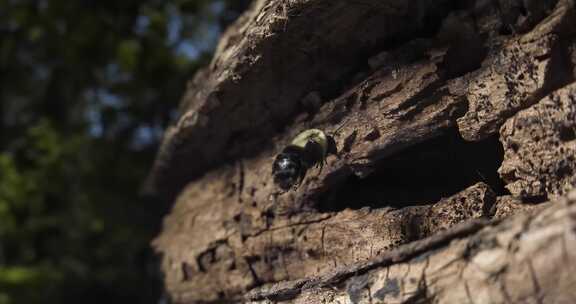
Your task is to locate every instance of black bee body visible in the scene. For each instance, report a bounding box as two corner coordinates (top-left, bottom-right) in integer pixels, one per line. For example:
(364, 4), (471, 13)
(272, 129), (330, 191)
(272, 146), (308, 190)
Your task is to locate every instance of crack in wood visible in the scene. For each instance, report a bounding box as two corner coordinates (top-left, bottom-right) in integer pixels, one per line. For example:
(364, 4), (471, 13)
(247, 218), (491, 301)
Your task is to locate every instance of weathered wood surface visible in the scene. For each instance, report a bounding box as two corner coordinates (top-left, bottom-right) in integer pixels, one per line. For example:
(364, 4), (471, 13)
(246, 191), (576, 303)
(146, 0), (461, 198)
(499, 83), (576, 200)
(150, 0), (576, 303)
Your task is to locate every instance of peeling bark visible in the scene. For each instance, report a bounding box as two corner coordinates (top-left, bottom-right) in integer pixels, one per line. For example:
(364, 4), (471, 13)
(149, 0), (576, 303)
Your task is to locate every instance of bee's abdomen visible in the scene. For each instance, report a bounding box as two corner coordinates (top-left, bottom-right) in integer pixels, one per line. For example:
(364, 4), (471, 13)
(272, 146), (306, 190)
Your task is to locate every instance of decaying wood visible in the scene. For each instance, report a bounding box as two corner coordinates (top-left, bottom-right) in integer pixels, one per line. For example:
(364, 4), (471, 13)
(456, 0), (576, 141)
(146, 0), (462, 198)
(492, 195), (550, 220)
(499, 83), (576, 200)
(150, 0), (576, 303)
(154, 182), (496, 303)
(246, 190), (576, 303)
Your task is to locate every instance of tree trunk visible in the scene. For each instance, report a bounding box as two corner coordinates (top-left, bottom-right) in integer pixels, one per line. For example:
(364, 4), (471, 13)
(148, 0), (576, 303)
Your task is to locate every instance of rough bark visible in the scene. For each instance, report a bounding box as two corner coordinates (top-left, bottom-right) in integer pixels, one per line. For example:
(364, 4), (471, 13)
(246, 191), (576, 303)
(150, 0), (576, 303)
(499, 83), (576, 200)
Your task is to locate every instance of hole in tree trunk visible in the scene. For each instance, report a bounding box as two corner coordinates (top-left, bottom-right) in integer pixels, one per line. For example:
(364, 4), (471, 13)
(317, 128), (509, 212)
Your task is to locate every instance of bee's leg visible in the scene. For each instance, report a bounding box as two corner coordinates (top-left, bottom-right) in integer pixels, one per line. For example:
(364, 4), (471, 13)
(294, 168), (307, 190)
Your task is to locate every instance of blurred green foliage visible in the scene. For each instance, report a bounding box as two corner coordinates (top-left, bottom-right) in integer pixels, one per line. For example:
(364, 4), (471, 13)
(0, 0), (250, 303)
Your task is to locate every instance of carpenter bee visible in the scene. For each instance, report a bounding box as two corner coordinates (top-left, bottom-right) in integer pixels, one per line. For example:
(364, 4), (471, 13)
(272, 129), (336, 191)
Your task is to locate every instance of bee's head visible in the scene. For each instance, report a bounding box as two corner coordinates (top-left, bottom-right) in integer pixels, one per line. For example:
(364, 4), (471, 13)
(272, 148), (305, 191)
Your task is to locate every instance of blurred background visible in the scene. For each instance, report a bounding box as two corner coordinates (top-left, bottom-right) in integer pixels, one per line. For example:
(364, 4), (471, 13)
(0, 0), (250, 303)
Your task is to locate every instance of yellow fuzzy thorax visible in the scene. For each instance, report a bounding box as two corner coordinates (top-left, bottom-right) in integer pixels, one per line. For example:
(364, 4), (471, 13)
(290, 129), (328, 155)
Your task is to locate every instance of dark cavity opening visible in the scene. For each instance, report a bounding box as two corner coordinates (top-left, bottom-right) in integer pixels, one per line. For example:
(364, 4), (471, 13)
(317, 128), (509, 212)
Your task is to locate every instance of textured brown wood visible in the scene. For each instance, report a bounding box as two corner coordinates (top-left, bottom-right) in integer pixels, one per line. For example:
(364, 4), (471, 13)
(146, 0), (461, 198)
(456, 0), (576, 141)
(246, 190), (576, 303)
(150, 0), (576, 303)
(499, 83), (576, 200)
